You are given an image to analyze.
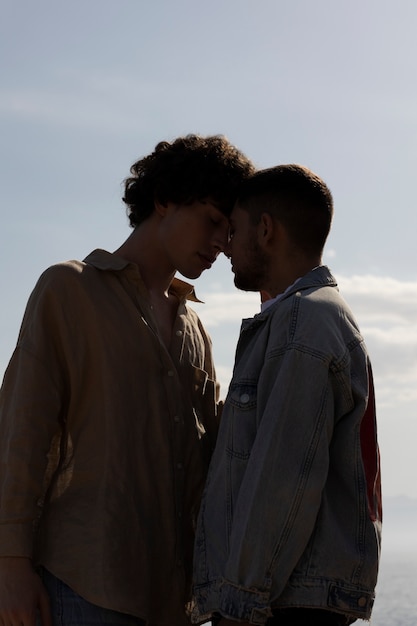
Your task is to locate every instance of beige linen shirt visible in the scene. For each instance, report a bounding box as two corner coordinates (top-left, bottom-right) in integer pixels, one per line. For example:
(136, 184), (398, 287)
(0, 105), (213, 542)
(0, 249), (220, 626)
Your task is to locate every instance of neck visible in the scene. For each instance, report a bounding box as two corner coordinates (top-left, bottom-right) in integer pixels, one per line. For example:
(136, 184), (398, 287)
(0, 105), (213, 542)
(264, 256), (321, 299)
(113, 220), (176, 297)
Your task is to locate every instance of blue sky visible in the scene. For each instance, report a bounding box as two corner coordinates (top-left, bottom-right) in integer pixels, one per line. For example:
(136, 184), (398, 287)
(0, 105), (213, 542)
(1, 0), (416, 522)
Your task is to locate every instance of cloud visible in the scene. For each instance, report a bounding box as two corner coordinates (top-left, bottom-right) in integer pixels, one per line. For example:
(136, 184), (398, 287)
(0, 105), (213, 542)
(337, 275), (417, 407)
(197, 291), (260, 326)
(337, 275), (417, 318)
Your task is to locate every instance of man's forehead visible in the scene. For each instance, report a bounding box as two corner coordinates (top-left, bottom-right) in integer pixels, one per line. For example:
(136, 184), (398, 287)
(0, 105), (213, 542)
(200, 198), (229, 221)
(230, 203), (247, 222)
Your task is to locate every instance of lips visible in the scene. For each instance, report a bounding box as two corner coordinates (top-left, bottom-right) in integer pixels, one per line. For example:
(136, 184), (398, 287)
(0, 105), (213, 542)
(199, 253), (216, 269)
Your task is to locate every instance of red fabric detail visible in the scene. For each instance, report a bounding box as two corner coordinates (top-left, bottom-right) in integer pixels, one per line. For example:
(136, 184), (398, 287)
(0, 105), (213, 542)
(360, 363), (382, 522)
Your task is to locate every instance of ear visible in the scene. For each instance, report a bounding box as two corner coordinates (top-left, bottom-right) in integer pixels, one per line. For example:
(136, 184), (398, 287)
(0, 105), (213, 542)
(257, 212), (275, 244)
(154, 199), (168, 217)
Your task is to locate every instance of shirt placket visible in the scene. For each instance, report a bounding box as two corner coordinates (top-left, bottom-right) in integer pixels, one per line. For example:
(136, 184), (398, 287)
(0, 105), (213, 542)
(121, 270), (188, 575)
(168, 313), (188, 571)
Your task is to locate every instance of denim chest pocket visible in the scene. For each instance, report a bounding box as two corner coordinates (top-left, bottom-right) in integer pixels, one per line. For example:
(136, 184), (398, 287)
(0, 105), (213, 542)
(227, 383), (258, 458)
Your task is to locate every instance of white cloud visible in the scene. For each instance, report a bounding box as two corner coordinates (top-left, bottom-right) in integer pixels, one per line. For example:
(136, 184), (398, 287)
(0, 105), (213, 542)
(338, 274), (417, 312)
(197, 291), (260, 327)
(336, 275), (417, 407)
(323, 248), (336, 260)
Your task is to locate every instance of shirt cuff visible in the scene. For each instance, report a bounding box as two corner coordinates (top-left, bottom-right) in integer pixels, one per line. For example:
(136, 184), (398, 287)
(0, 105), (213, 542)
(194, 579), (273, 625)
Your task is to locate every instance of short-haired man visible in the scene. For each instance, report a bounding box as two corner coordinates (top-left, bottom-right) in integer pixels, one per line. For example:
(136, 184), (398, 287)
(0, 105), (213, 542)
(192, 165), (382, 626)
(0, 135), (254, 626)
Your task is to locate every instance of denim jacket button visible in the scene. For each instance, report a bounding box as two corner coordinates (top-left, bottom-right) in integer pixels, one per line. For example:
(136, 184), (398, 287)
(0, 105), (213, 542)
(358, 597), (367, 607)
(240, 393), (250, 403)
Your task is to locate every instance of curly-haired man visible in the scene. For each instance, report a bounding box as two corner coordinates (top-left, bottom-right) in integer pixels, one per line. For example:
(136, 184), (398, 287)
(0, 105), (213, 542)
(0, 135), (254, 626)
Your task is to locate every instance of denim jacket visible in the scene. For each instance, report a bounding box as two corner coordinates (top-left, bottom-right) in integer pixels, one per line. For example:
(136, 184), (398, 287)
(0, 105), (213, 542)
(193, 266), (382, 625)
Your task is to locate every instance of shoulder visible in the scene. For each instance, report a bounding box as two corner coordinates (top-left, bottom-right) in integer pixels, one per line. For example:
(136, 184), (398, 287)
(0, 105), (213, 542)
(39, 258), (83, 278)
(33, 258), (96, 293)
(299, 283), (359, 327)
(267, 283), (363, 354)
(25, 260), (96, 318)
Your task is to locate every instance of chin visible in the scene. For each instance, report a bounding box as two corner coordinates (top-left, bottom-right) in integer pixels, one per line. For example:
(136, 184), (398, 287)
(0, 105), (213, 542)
(234, 279), (259, 292)
(179, 269), (203, 280)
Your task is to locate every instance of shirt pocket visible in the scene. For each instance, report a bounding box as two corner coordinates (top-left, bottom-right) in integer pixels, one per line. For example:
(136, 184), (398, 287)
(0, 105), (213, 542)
(227, 382), (258, 458)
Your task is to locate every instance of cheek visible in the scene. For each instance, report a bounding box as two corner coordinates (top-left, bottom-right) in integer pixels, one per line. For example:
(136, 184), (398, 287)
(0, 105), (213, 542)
(230, 240), (242, 262)
(218, 223), (230, 241)
(231, 234), (245, 253)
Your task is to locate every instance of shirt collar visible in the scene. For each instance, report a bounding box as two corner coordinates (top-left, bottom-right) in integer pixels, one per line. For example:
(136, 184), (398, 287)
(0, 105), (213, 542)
(83, 249), (202, 303)
(260, 265), (330, 312)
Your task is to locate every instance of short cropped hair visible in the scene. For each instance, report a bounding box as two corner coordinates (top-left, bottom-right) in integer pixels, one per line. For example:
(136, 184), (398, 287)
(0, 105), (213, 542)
(123, 134), (255, 227)
(236, 164), (334, 256)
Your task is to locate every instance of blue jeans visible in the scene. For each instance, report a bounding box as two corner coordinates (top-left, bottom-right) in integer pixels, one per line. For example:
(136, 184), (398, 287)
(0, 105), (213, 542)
(38, 568), (145, 626)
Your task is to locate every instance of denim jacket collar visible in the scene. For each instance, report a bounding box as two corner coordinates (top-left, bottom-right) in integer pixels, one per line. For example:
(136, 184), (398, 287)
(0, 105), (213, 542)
(241, 265), (338, 332)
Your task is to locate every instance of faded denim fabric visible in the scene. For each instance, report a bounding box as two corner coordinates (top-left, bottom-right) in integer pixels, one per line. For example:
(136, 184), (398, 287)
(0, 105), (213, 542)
(37, 568), (145, 626)
(193, 266), (381, 625)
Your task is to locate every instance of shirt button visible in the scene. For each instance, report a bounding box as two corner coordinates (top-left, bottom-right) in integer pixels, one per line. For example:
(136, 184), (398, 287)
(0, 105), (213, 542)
(175, 330), (183, 336)
(358, 597), (367, 608)
(240, 393), (250, 404)
(167, 370), (174, 377)
(173, 415), (180, 423)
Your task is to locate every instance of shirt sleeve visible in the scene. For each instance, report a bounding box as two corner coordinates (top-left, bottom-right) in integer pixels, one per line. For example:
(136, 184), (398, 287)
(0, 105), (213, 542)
(0, 271), (68, 557)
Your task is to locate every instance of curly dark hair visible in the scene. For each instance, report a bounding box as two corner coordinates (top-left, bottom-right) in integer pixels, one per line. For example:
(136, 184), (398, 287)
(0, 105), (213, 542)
(123, 134), (255, 227)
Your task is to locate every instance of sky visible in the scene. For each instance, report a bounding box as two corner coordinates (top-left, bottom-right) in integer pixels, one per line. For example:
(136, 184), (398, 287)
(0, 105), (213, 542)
(0, 0), (416, 540)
